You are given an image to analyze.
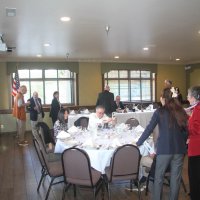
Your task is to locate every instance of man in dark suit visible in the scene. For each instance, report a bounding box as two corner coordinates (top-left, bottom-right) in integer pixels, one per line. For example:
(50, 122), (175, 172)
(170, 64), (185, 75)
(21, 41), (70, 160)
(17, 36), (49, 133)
(96, 85), (115, 116)
(27, 91), (44, 136)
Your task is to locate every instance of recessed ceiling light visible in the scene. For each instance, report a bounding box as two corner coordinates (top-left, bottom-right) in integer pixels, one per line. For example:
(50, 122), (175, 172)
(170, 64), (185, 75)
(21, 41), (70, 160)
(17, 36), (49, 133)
(60, 17), (71, 22)
(36, 54), (42, 57)
(198, 30), (200, 34)
(176, 58), (180, 61)
(143, 47), (149, 51)
(114, 56), (119, 59)
(43, 43), (51, 47)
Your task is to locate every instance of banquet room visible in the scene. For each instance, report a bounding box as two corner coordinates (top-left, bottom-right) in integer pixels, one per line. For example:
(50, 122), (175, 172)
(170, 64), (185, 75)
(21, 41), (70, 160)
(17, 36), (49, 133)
(1, 0), (200, 199)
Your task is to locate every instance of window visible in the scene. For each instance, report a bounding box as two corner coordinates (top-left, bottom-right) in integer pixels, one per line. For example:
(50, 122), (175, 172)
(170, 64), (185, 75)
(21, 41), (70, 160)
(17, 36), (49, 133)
(104, 70), (155, 102)
(15, 69), (76, 104)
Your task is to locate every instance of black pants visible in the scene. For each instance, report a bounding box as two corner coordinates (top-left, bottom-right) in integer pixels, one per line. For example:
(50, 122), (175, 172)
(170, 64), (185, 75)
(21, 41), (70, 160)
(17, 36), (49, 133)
(188, 155), (200, 200)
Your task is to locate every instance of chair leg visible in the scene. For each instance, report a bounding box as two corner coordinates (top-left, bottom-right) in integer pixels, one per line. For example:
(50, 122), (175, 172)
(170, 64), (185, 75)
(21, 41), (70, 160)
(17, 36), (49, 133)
(145, 174), (150, 196)
(62, 185), (67, 200)
(137, 180), (141, 200)
(37, 167), (46, 191)
(93, 188), (96, 200)
(45, 177), (55, 200)
(73, 184), (76, 198)
(107, 183), (111, 200)
(181, 178), (187, 193)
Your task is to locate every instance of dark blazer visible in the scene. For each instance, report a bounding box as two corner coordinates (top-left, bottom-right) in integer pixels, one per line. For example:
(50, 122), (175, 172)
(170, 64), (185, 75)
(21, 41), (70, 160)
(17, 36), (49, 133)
(114, 101), (125, 110)
(136, 108), (187, 155)
(27, 97), (44, 121)
(49, 97), (62, 125)
(96, 90), (115, 115)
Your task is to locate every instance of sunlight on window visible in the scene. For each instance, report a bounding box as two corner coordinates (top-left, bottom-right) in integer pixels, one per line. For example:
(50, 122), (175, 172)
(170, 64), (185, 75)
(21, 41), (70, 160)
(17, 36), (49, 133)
(45, 81), (57, 104)
(45, 69), (57, 78)
(30, 70), (42, 78)
(16, 68), (76, 104)
(105, 69), (155, 102)
(18, 70), (29, 78)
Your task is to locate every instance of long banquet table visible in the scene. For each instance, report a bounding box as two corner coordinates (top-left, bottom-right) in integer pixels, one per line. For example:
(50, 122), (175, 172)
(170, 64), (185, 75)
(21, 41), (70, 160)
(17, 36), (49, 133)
(68, 110), (158, 140)
(114, 110), (154, 128)
(54, 127), (153, 174)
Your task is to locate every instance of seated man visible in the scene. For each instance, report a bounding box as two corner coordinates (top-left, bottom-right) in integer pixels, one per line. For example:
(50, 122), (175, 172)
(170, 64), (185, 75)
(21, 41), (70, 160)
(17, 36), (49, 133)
(88, 105), (112, 130)
(114, 95), (125, 111)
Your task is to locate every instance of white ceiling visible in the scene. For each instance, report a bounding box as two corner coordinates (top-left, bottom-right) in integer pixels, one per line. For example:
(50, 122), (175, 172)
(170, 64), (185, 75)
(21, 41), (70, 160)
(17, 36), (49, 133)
(1, 0), (200, 64)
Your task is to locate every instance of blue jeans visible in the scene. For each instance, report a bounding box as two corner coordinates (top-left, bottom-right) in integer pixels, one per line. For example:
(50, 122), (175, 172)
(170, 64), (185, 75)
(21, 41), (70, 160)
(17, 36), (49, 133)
(153, 154), (184, 200)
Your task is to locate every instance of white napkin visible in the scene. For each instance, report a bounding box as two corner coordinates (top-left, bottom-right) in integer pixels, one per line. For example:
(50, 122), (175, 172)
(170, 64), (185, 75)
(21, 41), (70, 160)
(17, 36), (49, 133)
(110, 138), (121, 148)
(143, 141), (155, 154)
(117, 123), (127, 129)
(70, 110), (75, 114)
(67, 140), (78, 146)
(68, 126), (78, 133)
(82, 138), (94, 148)
(56, 131), (70, 139)
(134, 125), (145, 132)
(84, 109), (90, 114)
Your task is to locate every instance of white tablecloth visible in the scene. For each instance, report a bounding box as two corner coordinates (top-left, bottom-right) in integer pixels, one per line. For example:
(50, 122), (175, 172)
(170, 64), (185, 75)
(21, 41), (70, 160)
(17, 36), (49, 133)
(114, 110), (155, 127)
(114, 110), (158, 140)
(54, 129), (152, 174)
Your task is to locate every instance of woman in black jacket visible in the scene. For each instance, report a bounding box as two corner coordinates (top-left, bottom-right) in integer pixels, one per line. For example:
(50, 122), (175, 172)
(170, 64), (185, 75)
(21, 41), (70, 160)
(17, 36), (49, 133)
(49, 91), (62, 125)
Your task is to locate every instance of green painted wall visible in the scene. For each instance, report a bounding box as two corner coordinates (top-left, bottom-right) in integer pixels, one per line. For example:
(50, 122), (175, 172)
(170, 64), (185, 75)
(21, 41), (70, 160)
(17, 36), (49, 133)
(78, 62), (102, 106)
(157, 64), (186, 101)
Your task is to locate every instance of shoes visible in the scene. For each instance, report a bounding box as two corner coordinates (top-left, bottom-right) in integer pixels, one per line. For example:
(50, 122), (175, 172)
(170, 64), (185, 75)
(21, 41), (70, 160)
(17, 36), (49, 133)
(139, 176), (147, 184)
(18, 141), (29, 146)
(125, 184), (145, 192)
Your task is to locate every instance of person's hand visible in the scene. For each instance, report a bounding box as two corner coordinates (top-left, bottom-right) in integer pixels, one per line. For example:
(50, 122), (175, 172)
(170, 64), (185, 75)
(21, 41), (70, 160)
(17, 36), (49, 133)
(103, 118), (112, 123)
(186, 139), (190, 144)
(26, 100), (30, 105)
(149, 153), (156, 159)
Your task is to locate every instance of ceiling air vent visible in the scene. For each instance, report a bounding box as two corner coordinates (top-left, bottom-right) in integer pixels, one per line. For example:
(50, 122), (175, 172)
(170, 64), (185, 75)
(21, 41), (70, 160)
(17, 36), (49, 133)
(6, 8), (16, 17)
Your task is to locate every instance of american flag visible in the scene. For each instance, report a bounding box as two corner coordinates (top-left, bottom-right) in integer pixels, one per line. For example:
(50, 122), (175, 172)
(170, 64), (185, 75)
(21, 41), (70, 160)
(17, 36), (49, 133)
(12, 71), (20, 96)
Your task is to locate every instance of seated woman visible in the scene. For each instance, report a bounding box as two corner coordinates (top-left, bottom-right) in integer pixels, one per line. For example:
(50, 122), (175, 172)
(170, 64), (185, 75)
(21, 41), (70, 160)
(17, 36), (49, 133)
(36, 122), (55, 151)
(54, 108), (69, 139)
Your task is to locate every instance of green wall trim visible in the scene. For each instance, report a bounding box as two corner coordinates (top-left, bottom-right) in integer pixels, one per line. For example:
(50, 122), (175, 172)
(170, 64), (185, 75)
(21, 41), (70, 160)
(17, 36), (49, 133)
(101, 62), (157, 74)
(6, 62), (79, 74)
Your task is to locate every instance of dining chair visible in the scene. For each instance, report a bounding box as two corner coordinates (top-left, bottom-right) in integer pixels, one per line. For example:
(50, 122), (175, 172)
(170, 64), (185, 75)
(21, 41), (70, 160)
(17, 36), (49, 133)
(145, 156), (187, 195)
(61, 147), (104, 200)
(125, 118), (139, 129)
(77, 107), (87, 114)
(37, 122), (55, 152)
(33, 137), (64, 200)
(74, 116), (89, 129)
(104, 144), (142, 200)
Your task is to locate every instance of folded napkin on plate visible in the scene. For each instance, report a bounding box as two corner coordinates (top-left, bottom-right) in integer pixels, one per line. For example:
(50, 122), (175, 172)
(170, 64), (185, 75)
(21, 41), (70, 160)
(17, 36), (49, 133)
(134, 125), (145, 132)
(110, 138), (121, 148)
(116, 123), (126, 129)
(84, 109), (90, 114)
(67, 140), (78, 146)
(70, 110), (76, 114)
(68, 126), (78, 133)
(82, 138), (94, 148)
(56, 131), (70, 139)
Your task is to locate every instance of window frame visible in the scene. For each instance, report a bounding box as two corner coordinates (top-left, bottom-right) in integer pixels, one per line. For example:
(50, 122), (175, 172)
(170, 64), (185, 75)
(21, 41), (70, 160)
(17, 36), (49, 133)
(13, 68), (77, 106)
(104, 69), (155, 103)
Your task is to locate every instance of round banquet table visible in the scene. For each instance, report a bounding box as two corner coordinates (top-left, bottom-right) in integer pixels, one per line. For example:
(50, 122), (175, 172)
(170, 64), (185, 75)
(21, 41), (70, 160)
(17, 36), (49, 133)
(54, 128), (152, 174)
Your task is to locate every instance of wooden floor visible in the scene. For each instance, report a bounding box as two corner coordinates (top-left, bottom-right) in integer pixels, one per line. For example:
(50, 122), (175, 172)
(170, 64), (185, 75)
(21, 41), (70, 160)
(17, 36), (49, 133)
(0, 132), (190, 200)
